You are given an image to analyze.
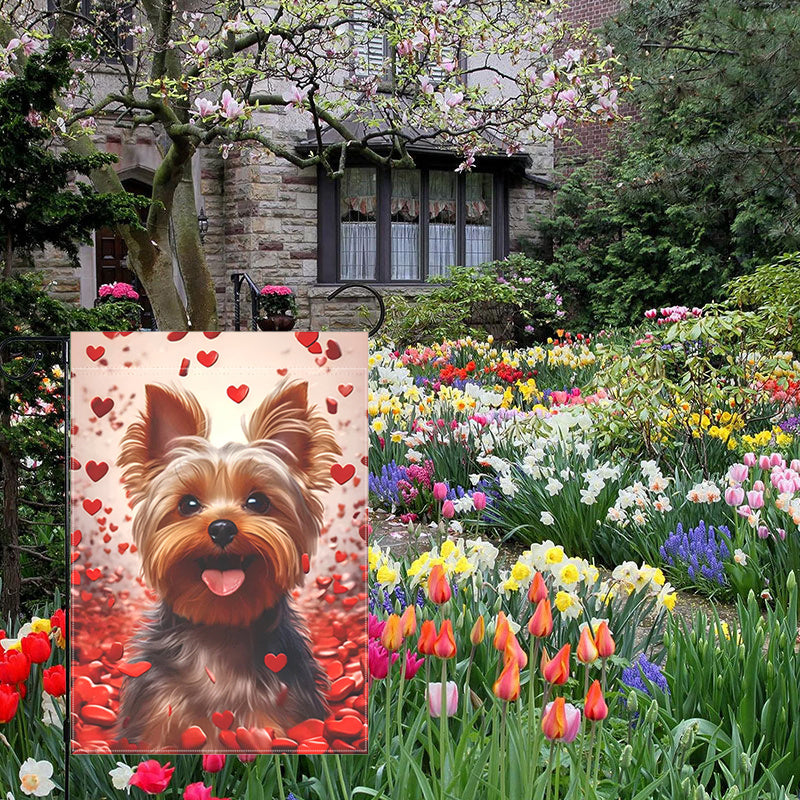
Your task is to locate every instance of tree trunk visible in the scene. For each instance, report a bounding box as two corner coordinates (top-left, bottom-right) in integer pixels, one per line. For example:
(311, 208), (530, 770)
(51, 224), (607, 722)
(0, 405), (21, 622)
(172, 161), (219, 331)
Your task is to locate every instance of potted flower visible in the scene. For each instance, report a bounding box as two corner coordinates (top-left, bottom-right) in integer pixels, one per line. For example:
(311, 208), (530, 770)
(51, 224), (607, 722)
(257, 284), (298, 331)
(95, 282), (142, 328)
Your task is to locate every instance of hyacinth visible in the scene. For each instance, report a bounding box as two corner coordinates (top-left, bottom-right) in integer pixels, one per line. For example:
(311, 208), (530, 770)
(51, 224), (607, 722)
(620, 653), (670, 696)
(98, 281), (139, 300)
(779, 416), (800, 434)
(659, 521), (730, 585)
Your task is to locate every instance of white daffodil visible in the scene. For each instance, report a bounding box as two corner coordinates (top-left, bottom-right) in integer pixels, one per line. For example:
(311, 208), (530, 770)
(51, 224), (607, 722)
(19, 759), (55, 797)
(109, 762), (135, 793)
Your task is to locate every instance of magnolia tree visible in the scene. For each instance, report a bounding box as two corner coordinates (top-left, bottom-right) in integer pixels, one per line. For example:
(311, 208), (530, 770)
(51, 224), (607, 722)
(0, 0), (625, 330)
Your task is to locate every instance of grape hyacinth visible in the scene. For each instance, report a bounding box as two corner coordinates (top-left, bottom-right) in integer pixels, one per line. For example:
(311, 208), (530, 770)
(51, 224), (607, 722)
(620, 653), (670, 696)
(659, 520), (730, 585)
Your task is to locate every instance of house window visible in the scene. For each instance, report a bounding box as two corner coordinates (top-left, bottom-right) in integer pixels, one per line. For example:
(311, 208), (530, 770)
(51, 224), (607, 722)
(320, 166), (508, 283)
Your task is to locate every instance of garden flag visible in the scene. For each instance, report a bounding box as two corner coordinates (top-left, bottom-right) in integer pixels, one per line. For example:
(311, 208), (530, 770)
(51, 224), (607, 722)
(69, 332), (368, 754)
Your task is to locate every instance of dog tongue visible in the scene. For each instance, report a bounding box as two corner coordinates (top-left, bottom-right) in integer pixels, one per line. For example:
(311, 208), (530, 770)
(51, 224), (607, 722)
(201, 568), (245, 596)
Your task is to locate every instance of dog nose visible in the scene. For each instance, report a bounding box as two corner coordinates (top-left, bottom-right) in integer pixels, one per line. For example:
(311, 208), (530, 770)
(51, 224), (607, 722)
(208, 519), (237, 547)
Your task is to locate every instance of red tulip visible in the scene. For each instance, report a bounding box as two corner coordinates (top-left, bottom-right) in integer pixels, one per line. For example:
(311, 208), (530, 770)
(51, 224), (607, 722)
(527, 597), (553, 638)
(576, 626), (598, 664)
(433, 620), (457, 659)
(584, 679), (608, 721)
(542, 643), (570, 685)
(129, 760), (175, 794)
(528, 572), (548, 603)
(0, 650), (30, 684)
(0, 684), (20, 723)
(42, 665), (66, 697)
(201, 754), (226, 773)
(428, 564), (452, 604)
(21, 631), (51, 664)
(493, 658), (521, 702)
(418, 620), (437, 656)
(594, 621), (616, 658)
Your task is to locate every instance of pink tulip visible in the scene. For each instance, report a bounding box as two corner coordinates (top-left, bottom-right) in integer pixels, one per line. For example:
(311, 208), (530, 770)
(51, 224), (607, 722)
(778, 480), (794, 494)
(790, 459), (800, 473)
(759, 455), (770, 471)
(778, 528), (787, 540)
(747, 490), (764, 509)
(728, 464), (748, 484)
(770, 453), (784, 467)
(472, 491), (487, 511)
(401, 651), (425, 679)
(752, 480), (765, 493)
(201, 754), (226, 773)
(442, 500), (455, 519)
(743, 452), (757, 467)
(724, 486), (744, 507)
(433, 482), (448, 501)
(757, 526), (770, 539)
(427, 681), (458, 717)
(736, 505), (752, 518)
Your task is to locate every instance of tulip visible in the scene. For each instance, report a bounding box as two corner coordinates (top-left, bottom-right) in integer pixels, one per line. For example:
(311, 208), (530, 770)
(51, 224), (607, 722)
(791, 459), (800, 473)
(541, 697), (581, 742)
(129, 760), (175, 794)
(426, 681), (458, 717)
(201, 754), (226, 773)
(400, 605), (417, 637)
(743, 452), (756, 466)
(493, 658), (521, 701)
(428, 564), (452, 604)
(0, 650), (30, 684)
(758, 455), (770, 471)
(441, 500), (455, 519)
(584, 679), (608, 721)
(433, 482), (448, 501)
(527, 597), (553, 638)
(418, 620), (437, 655)
(42, 665), (66, 697)
(747, 490), (764, 509)
(503, 632), (528, 669)
(594, 621), (615, 659)
(368, 640), (394, 679)
(381, 614), (403, 652)
(727, 463), (748, 484)
(0, 684), (19, 723)
(576, 626), (598, 664)
(757, 525), (770, 539)
(433, 620), (457, 659)
(493, 611), (511, 651)
(470, 615), (485, 646)
(753, 480), (765, 492)
(21, 632), (51, 664)
(528, 571), (548, 604)
(183, 782), (214, 800)
(770, 452), (784, 468)
(542, 643), (570, 685)
(724, 486), (744, 506)
(472, 491), (487, 511)
(401, 650), (425, 679)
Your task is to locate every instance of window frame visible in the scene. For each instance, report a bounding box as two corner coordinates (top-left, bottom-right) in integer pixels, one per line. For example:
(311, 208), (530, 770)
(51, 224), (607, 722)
(318, 159), (510, 285)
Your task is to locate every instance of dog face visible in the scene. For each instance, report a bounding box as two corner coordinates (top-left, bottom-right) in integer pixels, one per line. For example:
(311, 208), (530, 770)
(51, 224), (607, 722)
(117, 381), (341, 626)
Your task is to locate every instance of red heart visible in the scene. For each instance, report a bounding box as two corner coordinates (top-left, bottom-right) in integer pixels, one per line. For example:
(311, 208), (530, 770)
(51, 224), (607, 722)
(227, 385), (249, 403)
(102, 332), (117, 339)
(335, 550), (347, 563)
(360, 456), (369, 466)
(203, 332), (221, 339)
(218, 729), (238, 750)
(86, 345), (105, 361)
(197, 350), (218, 367)
(181, 726), (207, 749)
(308, 341), (322, 354)
(315, 356), (327, 367)
(70, 457), (81, 470)
(85, 568), (102, 581)
(85, 461), (109, 482)
(325, 340), (342, 360)
(71, 552), (80, 563)
(82, 498), (102, 515)
(276, 368), (288, 376)
(108, 596), (115, 608)
(118, 661), (152, 677)
(105, 641), (124, 662)
(179, 357), (190, 377)
(326, 398), (338, 414)
(264, 653), (288, 672)
(295, 332), (319, 348)
(212, 710), (234, 730)
(90, 397), (114, 417)
(71, 530), (82, 547)
(167, 332), (187, 341)
(80, 590), (93, 603)
(330, 464), (355, 485)
(338, 384), (354, 397)
(118, 543), (129, 554)
(71, 570), (81, 585)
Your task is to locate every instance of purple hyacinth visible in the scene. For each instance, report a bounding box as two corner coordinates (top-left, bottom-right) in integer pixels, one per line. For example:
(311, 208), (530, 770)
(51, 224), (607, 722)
(620, 653), (670, 696)
(370, 461), (409, 505)
(779, 416), (800, 434)
(659, 520), (730, 585)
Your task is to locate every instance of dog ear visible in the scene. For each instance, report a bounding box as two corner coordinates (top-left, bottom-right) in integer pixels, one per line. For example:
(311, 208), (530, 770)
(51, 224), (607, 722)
(118, 384), (209, 500)
(245, 380), (341, 491)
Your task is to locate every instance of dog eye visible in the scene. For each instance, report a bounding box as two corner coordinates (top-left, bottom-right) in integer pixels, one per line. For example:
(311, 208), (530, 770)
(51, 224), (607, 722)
(178, 495), (202, 516)
(245, 492), (270, 514)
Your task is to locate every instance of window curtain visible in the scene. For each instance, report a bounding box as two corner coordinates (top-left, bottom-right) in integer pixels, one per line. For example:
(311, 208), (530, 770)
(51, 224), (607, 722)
(465, 225), (493, 267)
(391, 223), (419, 280)
(340, 223), (377, 280)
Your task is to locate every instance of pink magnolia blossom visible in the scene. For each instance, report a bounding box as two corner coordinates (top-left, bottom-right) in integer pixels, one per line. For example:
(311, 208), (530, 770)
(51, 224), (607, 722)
(419, 75), (435, 94)
(192, 39), (210, 58)
(194, 97), (219, 118)
(282, 84), (309, 107)
(540, 70), (557, 89)
(440, 59), (457, 73)
(220, 89), (246, 121)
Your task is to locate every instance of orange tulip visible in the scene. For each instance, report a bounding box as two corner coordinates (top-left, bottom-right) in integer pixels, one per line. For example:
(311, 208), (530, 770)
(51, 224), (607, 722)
(470, 614), (485, 646)
(417, 620), (437, 656)
(493, 611), (511, 651)
(576, 626), (598, 664)
(528, 572), (548, 604)
(428, 564), (452, 604)
(381, 614), (403, 652)
(493, 658), (521, 702)
(527, 597), (553, 638)
(432, 620), (457, 659)
(503, 631), (528, 669)
(542, 697), (581, 742)
(400, 605), (417, 637)
(594, 621), (616, 659)
(542, 643), (570, 685)
(584, 679), (608, 721)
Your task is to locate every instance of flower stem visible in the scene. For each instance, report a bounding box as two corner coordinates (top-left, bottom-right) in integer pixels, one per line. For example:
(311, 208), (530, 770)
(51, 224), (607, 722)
(439, 659), (448, 800)
(499, 702), (508, 800)
(554, 744), (562, 800)
(385, 666), (394, 793)
(274, 755), (285, 800)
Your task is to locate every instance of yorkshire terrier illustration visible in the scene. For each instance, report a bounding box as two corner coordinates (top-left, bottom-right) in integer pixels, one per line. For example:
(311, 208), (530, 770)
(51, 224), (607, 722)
(115, 380), (341, 750)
